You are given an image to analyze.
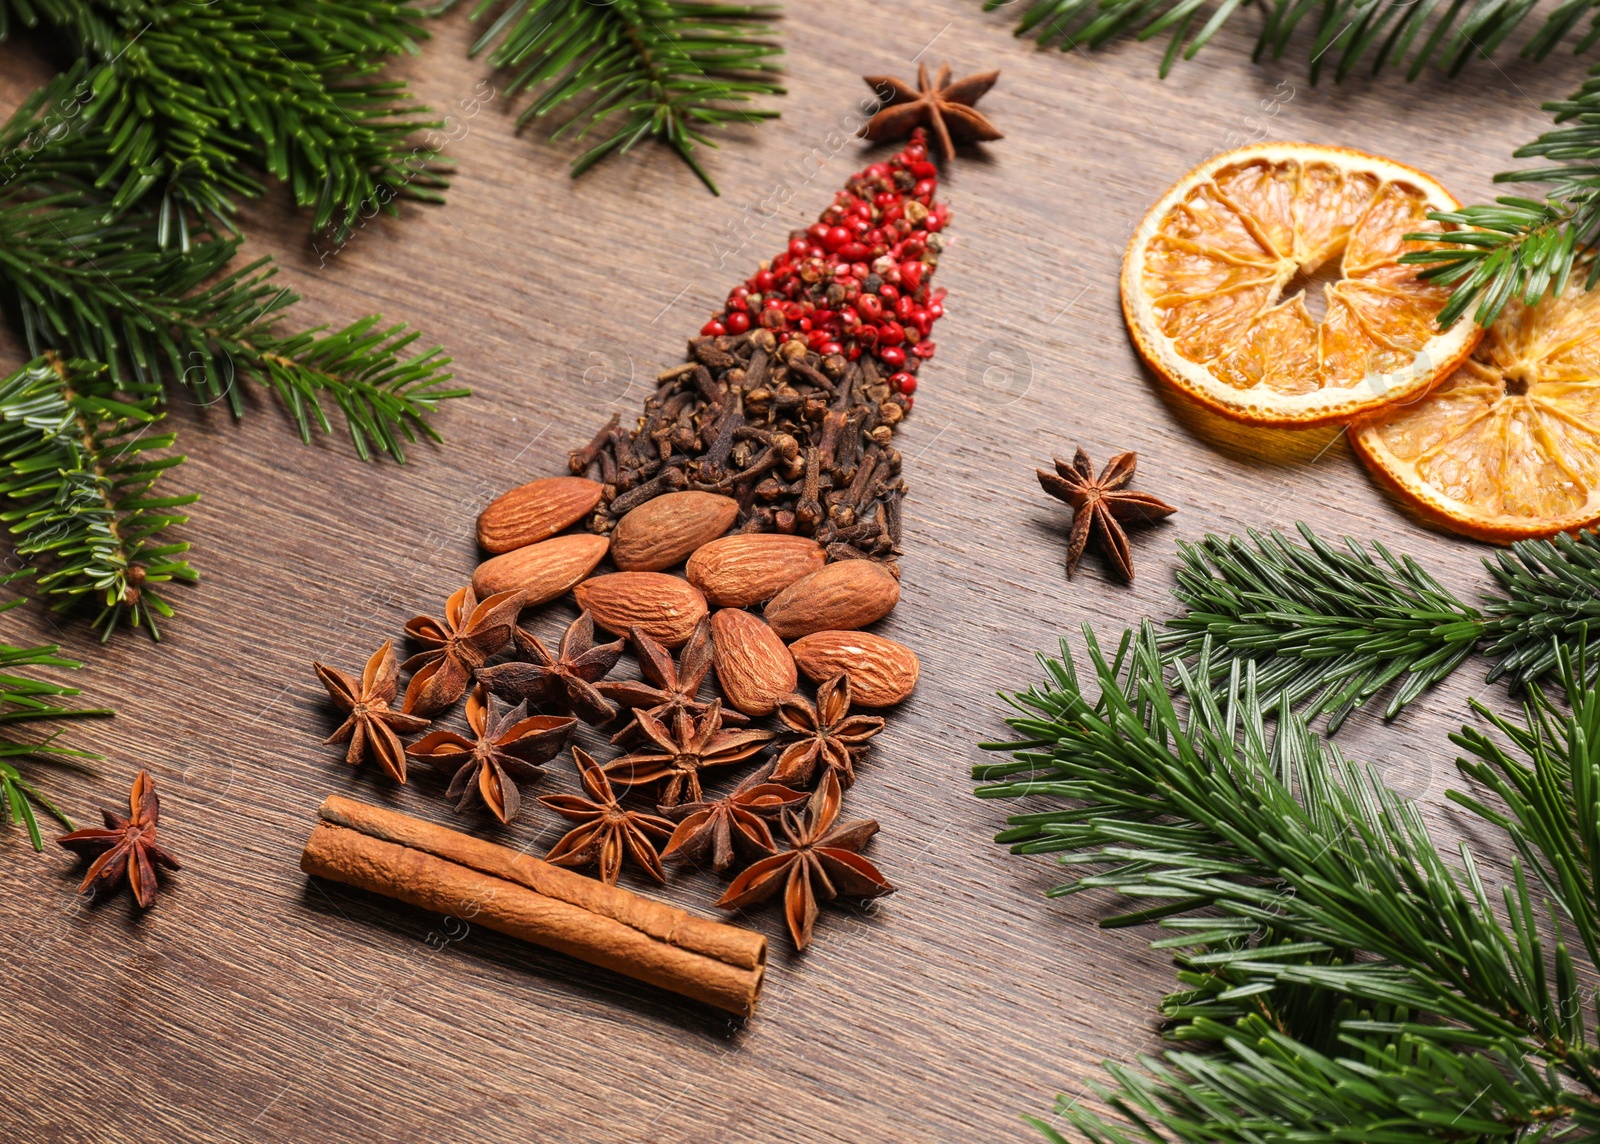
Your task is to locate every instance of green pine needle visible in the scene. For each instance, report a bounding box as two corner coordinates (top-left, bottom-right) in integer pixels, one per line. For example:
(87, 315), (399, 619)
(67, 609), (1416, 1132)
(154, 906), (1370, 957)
(977, 624), (1600, 1140)
(440, 0), (784, 194)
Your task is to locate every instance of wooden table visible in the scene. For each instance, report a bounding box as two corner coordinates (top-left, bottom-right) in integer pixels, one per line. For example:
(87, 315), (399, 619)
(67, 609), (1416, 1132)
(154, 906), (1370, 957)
(0, 5), (1587, 1140)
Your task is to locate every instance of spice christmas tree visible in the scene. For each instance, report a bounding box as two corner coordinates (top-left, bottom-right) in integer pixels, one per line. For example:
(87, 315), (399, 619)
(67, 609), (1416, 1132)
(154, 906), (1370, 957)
(570, 127), (954, 566)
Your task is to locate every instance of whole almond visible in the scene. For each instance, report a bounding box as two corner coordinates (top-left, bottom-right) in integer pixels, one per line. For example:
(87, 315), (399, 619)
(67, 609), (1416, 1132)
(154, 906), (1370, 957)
(686, 534), (826, 607)
(764, 560), (900, 640)
(574, 572), (708, 647)
(472, 534), (610, 605)
(477, 476), (603, 554)
(710, 609), (796, 716)
(611, 492), (739, 572)
(789, 630), (920, 707)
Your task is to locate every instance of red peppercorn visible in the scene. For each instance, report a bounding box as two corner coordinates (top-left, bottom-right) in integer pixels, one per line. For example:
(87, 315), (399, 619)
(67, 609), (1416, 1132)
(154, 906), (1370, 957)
(878, 320), (905, 346)
(839, 242), (870, 262)
(759, 308), (787, 330)
(900, 261), (925, 293)
(856, 325), (879, 348)
(755, 269), (776, 291)
(702, 319), (726, 336)
(788, 237), (809, 259)
(909, 160), (937, 179)
(888, 371), (912, 392)
(878, 345), (906, 367)
(878, 283), (900, 304)
(807, 222), (830, 244)
(928, 299), (944, 320)
(807, 329), (831, 351)
(911, 340), (936, 358)
(903, 394), (914, 410)
(725, 310), (751, 334)
(823, 225), (851, 252)
(894, 295), (914, 319)
(857, 294), (883, 321)
(898, 373), (918, 395)
(819, 341), (843, 356)
(840, 306), (861, 329)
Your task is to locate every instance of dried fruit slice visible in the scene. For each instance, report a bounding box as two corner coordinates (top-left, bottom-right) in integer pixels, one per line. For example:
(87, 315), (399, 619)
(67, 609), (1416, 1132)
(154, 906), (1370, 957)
(1122, 143), (1481, 426)
(1352, 285), (1600, 542)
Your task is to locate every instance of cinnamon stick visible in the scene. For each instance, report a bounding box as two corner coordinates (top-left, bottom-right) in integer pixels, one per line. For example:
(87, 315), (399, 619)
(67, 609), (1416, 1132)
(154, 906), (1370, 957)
(300, 795), (766, 1016)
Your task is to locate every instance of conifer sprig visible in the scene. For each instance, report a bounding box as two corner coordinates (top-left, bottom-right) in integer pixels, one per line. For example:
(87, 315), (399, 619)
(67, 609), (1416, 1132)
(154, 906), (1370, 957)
(1163, 523), (1600, 732)
(0, 356), (196, 640)
(976, 625), (1600, 1141)
(439, 0), (784, 193)
(0, 577), (110, 849)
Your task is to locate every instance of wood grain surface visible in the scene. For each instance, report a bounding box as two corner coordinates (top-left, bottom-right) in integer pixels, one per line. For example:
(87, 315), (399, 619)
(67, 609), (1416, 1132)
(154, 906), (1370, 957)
(0, 5), (1589, 1141)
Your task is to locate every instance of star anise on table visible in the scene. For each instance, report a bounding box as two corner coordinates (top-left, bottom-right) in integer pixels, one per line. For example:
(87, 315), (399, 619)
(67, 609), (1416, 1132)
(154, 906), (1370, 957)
(401, 585), (522, 715)
(662, 762), (809, 874)
(539, 747), (675, 885)
(596, 619), (749, 746)
(771, 673), (884, 789)
(1037, 448), (1177, 582)
(405, 688), (576, 824)
(715, 772), (894, 950)
(476, 611), (625, 725)
(57, 770), (180, 908)
(861, 61), (1002, 164)
(314, 640), (431, 784)
(601, 701), (774, 810)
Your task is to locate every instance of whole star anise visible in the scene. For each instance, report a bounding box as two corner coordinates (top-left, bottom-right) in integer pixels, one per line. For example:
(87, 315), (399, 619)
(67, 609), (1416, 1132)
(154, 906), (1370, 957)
(539, 747), (675, 885)
(57, 770), (181, 907)
(601, 701), (773, 810)
(715, 772), (894, 950)
(314, 640), (430, 784)
(771, 673), (884, 789)
(662, 762), (809, 874)
(406, 688), (576, 823)
(401, 585), (521, 715)
(596, 619), (749, 745)
(476, 611), (624, 725)
(1037, 448), (1177, 582)
(862, 62), (1002, 163)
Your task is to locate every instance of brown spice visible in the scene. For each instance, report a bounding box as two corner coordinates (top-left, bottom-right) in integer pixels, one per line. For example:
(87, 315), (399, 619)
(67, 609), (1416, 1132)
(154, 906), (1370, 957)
(405, 689), (576, 823)
(1037, 448), (1177, 581)
(601, 701), (773, 810)
(57, 770), (181, 908)
(476, 612), (625, 725)
(596, 619), (750, 745)
(862, 62), (1002, 163)
(314, 640), (430, 783)
(401, 585), (521, 715)
(715, 772), (894, 950)
(771, 673), (885, 789)
(662, 762), (809, 873)
(539, 747), (676, 885)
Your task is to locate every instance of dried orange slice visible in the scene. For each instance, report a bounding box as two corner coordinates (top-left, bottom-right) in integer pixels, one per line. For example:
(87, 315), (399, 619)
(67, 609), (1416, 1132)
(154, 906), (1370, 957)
(1352, 285), (1600, 542)
(1122, 143), (1481, 426)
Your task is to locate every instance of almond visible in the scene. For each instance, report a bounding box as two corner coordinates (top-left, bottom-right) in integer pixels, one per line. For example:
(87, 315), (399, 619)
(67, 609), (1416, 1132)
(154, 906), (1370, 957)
(709, 609), (796, 716)
(685, 534), (827, 607)
(611, 491), (739, 572)
(763, 560), (899, 640)
(471, 534), (610, 605)
(789, 630), (920, 707)
(477, 476), (603, 554)
(574, 572), (708, 647)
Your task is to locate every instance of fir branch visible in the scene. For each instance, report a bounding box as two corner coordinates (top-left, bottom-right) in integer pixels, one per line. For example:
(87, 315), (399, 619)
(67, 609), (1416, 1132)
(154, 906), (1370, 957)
(984, 0), (1600, 81)
(0, 0), (450, 239)
(1163, 525), (1484, 733)
(439, 0), (784, 194)
(976, 625), (1600, 1141)
(0, 577), (111, 849)
(0, 355), (196, 639)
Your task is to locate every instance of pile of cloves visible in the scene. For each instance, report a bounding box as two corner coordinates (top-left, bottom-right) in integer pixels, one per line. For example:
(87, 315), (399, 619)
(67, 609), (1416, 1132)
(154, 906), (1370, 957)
(570, 328), (909, 575)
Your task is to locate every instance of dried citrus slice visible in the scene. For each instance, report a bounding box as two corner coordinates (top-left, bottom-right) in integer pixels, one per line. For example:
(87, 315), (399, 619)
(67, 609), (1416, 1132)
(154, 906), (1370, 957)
(1122, 143), (1481, 426)
(1352, 285), (1600, 542)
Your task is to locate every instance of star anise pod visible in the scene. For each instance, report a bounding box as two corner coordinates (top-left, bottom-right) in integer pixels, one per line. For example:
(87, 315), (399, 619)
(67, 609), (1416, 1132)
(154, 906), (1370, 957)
(662, 762), (809, 874)
(57, 770), (181, 908)
(601, 701), (774, 810)
(715, 772), (894, 950)
(476, 611), (624, 725)
(1037, 448), (1177, 582)
(862, 62), (1002, 163)
(539, 747), (675, 885)
(401, 585), (521, 715)
(314, 640), (431, 783)
(596, 619), (749, 745)
(406, 688), (576, 824)
(771, 673), (884, 789)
